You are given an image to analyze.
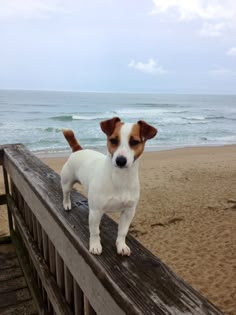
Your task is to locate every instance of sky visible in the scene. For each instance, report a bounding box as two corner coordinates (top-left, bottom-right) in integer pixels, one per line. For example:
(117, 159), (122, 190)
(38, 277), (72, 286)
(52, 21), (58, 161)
(1, 0), (236, 94)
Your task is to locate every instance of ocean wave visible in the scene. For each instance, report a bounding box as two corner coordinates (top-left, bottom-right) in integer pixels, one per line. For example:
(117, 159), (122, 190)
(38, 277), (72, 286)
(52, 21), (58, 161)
(182, 115), (236, 123)
(15, 103), (57, 107)
(207, 115), (236, 121)
(45, 127), (61, 133)
(50, 115), (73, 121)
(134, 103), (186, 108)
(50, 112), (115, 121)
(187, 120), (208, 124)
(72, 114), (113, 120)
(196, 135), (236, 146)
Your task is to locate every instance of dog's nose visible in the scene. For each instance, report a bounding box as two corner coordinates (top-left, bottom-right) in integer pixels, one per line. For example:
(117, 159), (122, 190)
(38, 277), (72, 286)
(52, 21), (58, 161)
(116, 155), (127, 168)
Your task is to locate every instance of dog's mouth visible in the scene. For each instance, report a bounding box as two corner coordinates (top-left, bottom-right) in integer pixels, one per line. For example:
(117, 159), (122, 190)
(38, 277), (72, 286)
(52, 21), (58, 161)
(116, 164), (128, 169)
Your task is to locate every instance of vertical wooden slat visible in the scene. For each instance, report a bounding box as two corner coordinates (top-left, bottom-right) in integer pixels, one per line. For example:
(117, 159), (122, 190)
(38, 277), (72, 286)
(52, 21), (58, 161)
(64, 265), (74, 308)
(48, 240), (56, 314)
(49, 240), (56, 277)
(42, 229), (49, 264)
(32, 213), (38, 242)
(56, 251), (65, 294)
(20, 193), (25, 220)
(74, 280), (84, 315)
(3, 167), (13, 230)
(24, 200), (29, 228)
(84, 297), (96, 315)
(37, 220), (43, 254)
(42, 228), (51, 312)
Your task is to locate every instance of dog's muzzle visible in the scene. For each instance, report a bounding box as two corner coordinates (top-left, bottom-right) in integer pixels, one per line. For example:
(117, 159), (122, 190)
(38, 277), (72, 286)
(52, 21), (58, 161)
(116, 155), (127, 168)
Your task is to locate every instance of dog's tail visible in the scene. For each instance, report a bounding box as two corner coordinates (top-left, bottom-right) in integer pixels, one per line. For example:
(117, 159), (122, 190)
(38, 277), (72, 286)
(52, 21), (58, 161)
(62, 129), (83, 152)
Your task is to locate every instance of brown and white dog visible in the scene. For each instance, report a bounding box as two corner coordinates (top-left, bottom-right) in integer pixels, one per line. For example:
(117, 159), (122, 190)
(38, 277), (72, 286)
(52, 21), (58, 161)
(61, 117), (157, 256)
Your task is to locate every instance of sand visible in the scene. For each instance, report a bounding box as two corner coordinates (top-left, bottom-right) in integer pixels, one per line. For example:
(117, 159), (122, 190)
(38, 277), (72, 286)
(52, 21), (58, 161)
(1, 145), (236, 314)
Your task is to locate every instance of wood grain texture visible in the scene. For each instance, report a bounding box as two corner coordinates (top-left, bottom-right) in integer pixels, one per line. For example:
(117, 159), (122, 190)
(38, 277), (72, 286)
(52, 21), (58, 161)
(0, 276), (27, 294)
(0, 299), (38, 315)
(0, 287), (32, 309)
(73, 280), (84, 315)
(0, 266), (22, 282)
(3, 144), (224, 315)
(0, 194), (7, 205)
(11, 231), (47, 315)
(8, 195), (73, 315)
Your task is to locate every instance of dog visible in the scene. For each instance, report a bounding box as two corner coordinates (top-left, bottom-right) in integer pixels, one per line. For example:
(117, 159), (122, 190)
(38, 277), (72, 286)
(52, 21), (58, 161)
(61, 117), (157, 256)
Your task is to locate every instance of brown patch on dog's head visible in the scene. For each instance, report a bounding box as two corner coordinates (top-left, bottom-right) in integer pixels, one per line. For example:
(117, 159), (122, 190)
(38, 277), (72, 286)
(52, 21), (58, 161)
(100, 117), (121, 136)
(100, 117), (123, 156)
(130, 121), (157, 160)
(138, 120), (157, 141)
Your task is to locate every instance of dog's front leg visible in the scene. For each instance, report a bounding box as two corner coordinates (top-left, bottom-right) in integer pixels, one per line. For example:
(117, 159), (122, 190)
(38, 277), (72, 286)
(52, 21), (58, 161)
(89, 210), (103, 255)
(116, 207), (136, 256)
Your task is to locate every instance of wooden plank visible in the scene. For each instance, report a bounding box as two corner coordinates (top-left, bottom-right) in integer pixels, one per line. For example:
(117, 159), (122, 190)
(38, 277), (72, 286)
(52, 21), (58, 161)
(24, 201), (31, 235)
(0, 194), (7, 205)
(0, 144), (21, 165)
(0, 287), (32, 308)
(0, 266), (22, 282)
(3, 166), (13, 231)
(26, 203), (33, 234)
(0, 276), (27, 294)
(32, 213), (38, 243)
(37, 221), (43, 253)
(4, 145), (224, 315)
(0, 299), (38, 315)
(0, 256), (19, 270)
(0, 243), (15, 254)
(0, 147), (4, 165)
(73, 280), (84, 315)
(11, 231), (47, 315)
(56, 251), (64, 293)
(84, 298), (96, 315)
(42, 230), (49, 263)
(48, 240), (56, 277)
(8, 195), (73, 315)
(0, 251), (16, 260)
(0, 236), (11, 245)
(64, 266), (73, 306)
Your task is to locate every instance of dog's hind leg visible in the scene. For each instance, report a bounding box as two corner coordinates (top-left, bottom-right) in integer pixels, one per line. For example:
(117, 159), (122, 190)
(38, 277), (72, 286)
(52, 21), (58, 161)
(61, 164), (74, 211)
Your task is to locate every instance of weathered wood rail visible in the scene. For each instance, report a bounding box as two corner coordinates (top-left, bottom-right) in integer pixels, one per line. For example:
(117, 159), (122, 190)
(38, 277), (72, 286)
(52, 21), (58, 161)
(0, 144), (224, 315)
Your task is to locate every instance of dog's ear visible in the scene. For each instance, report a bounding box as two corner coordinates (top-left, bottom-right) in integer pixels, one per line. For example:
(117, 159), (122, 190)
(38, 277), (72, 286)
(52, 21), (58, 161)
(100, 117), (121, 136)
(138, 120), (157, 141)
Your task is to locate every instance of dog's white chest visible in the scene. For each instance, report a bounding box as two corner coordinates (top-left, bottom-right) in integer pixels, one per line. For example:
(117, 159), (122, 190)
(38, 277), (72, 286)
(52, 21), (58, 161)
(102, 194), (136, 213)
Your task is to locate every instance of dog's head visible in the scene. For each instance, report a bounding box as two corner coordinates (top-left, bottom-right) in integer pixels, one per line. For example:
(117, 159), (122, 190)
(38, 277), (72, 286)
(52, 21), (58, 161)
(100, 117), (157, 169)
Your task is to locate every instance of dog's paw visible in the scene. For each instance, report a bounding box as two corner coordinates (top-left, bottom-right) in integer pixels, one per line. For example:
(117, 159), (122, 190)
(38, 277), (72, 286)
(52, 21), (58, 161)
(89, 240), (102, 255)
(63, 199), (71, 211)
(116, 242), (131, 256)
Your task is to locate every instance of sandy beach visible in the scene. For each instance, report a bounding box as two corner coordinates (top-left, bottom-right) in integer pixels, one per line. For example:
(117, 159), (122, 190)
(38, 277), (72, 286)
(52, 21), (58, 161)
(1, 145), (236, 314)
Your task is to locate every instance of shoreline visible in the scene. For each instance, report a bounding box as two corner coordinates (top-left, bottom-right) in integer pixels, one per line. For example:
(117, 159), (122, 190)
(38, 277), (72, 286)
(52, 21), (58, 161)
(34, 143), (236, 158)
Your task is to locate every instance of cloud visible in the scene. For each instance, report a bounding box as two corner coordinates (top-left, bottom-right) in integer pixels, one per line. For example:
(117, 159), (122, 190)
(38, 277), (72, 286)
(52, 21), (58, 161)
(227, 47), (236, 56)
(199, 22), (226, 37)
(209, 66), (236, 76)
(128, 58), (167, 75)
(150, 0), (236, 37)
(150, 0), (233, 20)
(0, 0), (65, 20)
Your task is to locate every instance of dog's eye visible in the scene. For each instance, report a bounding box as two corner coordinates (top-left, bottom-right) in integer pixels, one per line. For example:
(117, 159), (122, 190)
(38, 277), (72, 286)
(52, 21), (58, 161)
(109, 138), (118, 145)
(129, 139), (140, 146)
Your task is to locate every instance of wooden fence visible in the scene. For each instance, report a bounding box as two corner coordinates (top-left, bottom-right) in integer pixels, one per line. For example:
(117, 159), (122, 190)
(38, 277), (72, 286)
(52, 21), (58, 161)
(0, 144), (224, 315)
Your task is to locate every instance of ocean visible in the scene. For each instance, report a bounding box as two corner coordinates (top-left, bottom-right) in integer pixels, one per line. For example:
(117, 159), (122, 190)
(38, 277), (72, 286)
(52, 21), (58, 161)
(0, 90), (236, 154)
